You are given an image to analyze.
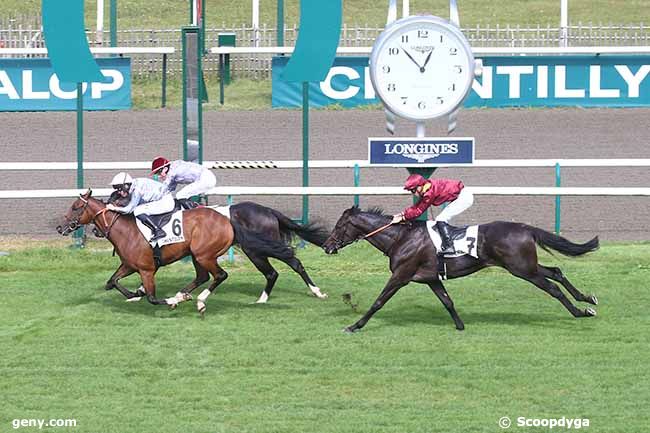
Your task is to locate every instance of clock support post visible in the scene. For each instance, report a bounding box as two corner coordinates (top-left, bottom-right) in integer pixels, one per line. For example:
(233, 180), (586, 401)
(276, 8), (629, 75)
(407, 120), (436, 220)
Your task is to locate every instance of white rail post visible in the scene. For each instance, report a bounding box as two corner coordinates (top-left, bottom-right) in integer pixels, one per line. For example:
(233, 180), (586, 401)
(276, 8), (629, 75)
(252, 0), (260, 47)
(560, 0), (569, 47)
(96, 0), (104, 45)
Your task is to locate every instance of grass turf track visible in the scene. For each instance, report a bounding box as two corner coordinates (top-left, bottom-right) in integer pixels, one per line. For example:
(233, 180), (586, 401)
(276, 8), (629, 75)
(0, 240), (649, 433)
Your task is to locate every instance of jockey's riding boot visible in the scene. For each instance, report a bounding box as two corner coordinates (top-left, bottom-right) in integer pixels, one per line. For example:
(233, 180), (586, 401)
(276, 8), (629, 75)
(178, 198), (199, 209)
(435, 221), (455, 255)
(136, 214), (166, 242)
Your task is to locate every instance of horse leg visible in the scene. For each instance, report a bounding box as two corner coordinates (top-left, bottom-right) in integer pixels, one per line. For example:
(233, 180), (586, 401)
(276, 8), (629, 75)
(169, 256), (210, 304)
(345, 273), (410, 333)
(538, 265), (598, 305)
(511, 271), (596, 318)
(105, 264), (145, 301)
(139, 270), (176, 306)
(242, 249), (279, 303)
(282, 256), (327, 300)
(104, 263), (133, 290)
(194, 260), (229, 317)
(427, 280), (465, 330)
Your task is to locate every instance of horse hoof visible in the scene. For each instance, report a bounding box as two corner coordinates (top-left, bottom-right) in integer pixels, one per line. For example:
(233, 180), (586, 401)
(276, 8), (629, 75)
(175, 292), (192, 302)
(168, 303), (178, 310)
(456, 323), (465, 331)
(104, 284), (113, 291)
(585, 307), (597, 317)
(343, 326), (357, 334)
(125, 296), (142, 303)
(589, 295), (598, 305)
(309, 285), (328, 299)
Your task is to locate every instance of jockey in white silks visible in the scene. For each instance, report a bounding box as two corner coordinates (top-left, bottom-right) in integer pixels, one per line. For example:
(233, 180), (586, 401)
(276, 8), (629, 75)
(150, 157), (217, 209)
(106, 172), (174, 242)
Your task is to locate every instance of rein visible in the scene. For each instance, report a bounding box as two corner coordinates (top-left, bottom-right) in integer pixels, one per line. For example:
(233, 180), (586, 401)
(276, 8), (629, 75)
(364, 222), (394, 239)
(92, 208), (120, 239)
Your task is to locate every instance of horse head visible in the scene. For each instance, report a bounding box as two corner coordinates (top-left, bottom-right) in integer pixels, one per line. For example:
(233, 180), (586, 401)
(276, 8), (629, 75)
(56, 189), (99, 236)
(323, 206), (372, 254)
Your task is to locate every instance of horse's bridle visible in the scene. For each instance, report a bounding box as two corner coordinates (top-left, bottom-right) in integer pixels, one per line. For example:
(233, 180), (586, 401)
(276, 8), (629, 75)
(65, 196), (119, 238)
(91, 208), (120, 239)
(64, 195), (91, 232)
(328, 220), (402, 254)
(329, 222), (389, 250)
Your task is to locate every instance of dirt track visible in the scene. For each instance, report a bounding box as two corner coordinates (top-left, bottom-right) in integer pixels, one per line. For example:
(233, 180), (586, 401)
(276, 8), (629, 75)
(0, 107), (648, 240)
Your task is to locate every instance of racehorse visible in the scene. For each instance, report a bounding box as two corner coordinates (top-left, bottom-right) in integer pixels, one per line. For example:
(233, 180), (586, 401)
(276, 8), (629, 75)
(322, 206), (599, 332)
(228, 201), (329, 302)
(103, 191), (329, 302)
(57, 189), (294, 315)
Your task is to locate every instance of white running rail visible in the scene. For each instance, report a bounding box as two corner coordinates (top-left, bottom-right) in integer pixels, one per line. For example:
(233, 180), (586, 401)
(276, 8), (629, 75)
(2, 159), (648, 198)
(2, 187), (650, 200)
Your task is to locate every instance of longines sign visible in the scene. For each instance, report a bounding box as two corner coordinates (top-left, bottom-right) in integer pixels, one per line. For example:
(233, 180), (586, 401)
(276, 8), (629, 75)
(368, 138), (474, 166)
(273, 55), (650, 108)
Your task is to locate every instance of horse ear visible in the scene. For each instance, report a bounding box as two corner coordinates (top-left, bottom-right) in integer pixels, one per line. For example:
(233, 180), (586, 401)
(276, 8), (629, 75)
(80, 188), (92, 199)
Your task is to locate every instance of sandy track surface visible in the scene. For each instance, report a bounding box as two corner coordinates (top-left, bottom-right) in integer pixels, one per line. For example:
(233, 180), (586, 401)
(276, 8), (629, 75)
(1, 107), (648, 241)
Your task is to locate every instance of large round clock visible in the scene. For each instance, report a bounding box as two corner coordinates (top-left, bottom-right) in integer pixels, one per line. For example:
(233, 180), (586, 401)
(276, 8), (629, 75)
(369, 15), (475, 121)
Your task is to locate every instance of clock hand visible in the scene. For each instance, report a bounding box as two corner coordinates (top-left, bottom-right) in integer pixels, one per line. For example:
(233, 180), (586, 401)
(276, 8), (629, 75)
(420, 49), (434, 72)
(402, 48), (422, 70)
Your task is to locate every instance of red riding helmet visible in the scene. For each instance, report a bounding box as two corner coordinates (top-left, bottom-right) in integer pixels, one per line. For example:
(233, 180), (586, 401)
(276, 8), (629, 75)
(403, 173), (428, 191)
(151, 156), (171, 175)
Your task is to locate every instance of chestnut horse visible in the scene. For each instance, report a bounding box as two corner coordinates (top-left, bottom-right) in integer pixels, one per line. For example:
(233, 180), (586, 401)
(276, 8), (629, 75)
(103, 192), (329, 303)
(323, 207), (599, 333)
(57, 189), (293, 315)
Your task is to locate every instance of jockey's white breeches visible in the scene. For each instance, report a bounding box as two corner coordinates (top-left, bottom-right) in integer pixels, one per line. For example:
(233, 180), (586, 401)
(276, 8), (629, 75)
(175, 170), (217, 199)
(435, 188), (474, 223)
(133, 194), (175, 216)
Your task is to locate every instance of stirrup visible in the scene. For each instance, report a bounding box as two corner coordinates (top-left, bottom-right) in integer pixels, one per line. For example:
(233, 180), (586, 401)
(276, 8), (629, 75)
(150, 230), (166, 242)
(439, 241), (455, 255)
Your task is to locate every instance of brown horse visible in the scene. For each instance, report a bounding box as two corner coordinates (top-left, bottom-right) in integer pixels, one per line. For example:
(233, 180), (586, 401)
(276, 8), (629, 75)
(323, 207), (599, 333)
(103, 191), (329, 303)
(57, 189), (293, 315)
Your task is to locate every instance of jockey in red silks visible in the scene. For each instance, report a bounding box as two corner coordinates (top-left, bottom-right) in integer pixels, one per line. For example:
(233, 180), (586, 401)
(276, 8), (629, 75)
(151, 157), (217, 209)
(391, 173), (474, 254)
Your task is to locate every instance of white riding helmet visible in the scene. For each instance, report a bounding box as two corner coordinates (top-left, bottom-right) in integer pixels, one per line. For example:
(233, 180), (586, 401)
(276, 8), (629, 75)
(111, 172), (133, 188)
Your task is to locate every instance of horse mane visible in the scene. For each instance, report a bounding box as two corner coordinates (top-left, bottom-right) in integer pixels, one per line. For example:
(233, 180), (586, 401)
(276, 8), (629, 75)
(365, 206), (389, 217)
(349, 206), (390, 218)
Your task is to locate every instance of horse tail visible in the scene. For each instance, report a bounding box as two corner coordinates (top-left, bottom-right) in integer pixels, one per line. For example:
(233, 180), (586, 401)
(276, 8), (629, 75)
(269, 209), (330, 247)
(529, 226), (599, 257)
(230, 219), (295, 261)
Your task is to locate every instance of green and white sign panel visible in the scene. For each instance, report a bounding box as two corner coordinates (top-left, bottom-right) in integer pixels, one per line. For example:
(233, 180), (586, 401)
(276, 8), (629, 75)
(272, 55), (650, 108)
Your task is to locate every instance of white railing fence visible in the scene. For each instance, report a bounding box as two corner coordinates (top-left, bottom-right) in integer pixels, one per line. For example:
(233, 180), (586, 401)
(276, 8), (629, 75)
(2, 159), (649, 235)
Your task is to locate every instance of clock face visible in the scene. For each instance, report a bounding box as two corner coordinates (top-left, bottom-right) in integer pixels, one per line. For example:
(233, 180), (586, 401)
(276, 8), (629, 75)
(370, 16), (474, 121)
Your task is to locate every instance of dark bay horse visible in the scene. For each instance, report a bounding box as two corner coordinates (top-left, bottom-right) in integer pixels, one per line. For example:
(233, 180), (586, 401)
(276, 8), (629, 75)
(104, 191), (330, 302)
(322, 206), (599, 332)
(228, 201), (329, 302)
(57, 189), (293, 315)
